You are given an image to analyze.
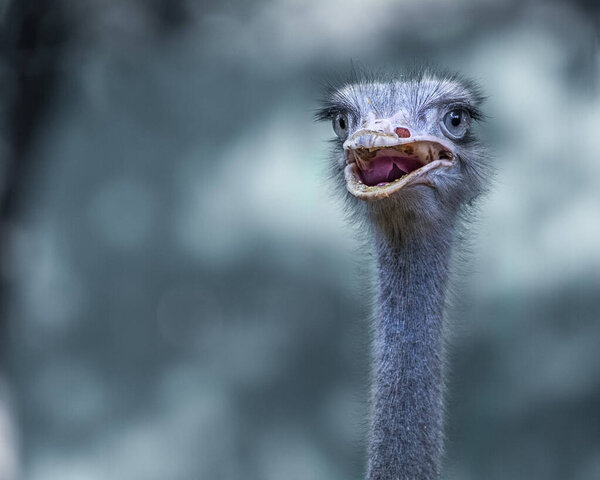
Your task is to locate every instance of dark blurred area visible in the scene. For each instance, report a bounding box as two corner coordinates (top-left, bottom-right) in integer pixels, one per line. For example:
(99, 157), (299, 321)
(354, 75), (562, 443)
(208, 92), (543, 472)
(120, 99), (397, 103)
(0, 1), (598, 479)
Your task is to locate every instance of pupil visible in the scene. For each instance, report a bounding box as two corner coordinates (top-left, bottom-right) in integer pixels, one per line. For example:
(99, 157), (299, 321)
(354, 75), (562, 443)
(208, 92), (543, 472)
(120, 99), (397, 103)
(451, 111), (461, 127)
(338, 117), (346, 129)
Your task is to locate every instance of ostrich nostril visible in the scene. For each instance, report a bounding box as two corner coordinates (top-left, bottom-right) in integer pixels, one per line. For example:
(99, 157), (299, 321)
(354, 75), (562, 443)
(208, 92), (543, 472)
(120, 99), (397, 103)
(395, 127), (411, 138)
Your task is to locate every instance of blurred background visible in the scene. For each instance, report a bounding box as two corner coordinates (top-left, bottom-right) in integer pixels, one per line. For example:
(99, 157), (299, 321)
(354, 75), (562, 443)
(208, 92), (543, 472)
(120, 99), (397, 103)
(0, 0), (599, 479)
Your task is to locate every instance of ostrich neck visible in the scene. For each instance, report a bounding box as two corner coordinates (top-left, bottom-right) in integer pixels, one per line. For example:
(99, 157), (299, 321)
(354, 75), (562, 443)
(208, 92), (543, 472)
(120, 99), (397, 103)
(367, 222), (455, 480)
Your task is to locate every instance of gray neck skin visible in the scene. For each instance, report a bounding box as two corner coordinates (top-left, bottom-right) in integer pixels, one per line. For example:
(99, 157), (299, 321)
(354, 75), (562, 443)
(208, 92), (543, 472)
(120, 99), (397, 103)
(367, 218), (455, 480)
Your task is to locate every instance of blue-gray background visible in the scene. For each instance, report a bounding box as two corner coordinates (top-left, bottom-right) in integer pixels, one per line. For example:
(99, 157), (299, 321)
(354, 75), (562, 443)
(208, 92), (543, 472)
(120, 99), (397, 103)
(1, 0), (599, 479)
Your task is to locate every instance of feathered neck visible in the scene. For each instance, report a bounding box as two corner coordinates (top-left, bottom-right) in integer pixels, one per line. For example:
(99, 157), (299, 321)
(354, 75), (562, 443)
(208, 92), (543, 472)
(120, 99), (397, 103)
(366, 217), (456, 480)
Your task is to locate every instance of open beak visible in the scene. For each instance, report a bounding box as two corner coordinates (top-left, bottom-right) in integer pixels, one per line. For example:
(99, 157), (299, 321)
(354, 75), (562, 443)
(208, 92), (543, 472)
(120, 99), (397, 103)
(343, 127), (456, 201)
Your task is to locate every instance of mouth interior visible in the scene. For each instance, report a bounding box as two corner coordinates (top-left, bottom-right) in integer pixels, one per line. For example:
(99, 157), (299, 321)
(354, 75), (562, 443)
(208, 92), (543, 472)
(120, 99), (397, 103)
(358, 154), (423, 186)
(349, 143), (453, 187)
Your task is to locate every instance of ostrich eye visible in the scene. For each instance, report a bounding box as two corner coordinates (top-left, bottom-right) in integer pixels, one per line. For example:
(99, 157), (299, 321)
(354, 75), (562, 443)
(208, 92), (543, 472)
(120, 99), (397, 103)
(442, 109), (470, 139)
(333, 114), (348, 139)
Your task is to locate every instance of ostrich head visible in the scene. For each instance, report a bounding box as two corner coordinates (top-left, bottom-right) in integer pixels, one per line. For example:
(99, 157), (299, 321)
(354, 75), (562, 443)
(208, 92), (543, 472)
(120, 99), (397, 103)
(317, 71), (487, 237)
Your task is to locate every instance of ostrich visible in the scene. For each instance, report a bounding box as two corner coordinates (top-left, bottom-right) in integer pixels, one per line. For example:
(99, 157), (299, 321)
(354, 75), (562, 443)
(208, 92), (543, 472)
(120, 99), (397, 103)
(317, 70), (488, 480)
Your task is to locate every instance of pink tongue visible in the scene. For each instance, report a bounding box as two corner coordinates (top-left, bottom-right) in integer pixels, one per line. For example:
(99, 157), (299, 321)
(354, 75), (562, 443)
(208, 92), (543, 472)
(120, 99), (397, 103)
(359, 156), (423, 186)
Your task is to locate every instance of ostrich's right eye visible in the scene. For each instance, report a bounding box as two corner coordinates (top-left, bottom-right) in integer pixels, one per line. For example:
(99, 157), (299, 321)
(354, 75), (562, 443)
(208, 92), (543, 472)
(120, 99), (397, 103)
(333, 114), (348, 139)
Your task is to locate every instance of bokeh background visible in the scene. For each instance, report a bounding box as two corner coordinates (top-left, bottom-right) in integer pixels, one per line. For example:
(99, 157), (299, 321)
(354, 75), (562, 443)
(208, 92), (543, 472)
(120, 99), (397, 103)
(0, 0), (599, 479)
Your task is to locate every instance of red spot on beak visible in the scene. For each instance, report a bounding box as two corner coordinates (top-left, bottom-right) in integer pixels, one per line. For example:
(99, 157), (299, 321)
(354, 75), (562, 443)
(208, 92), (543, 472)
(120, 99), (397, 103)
(395, 127), (411, 138)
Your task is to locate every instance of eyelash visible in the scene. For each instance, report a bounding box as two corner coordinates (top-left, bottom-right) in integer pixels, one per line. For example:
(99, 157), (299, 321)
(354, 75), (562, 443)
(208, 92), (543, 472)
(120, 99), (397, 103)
(444, 104), (480, 120)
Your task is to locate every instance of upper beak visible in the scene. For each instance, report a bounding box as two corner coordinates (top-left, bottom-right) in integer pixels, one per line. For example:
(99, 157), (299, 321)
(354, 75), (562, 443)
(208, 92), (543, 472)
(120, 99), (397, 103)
(343, 117), (405, 150)
(343, 118), (455, 154)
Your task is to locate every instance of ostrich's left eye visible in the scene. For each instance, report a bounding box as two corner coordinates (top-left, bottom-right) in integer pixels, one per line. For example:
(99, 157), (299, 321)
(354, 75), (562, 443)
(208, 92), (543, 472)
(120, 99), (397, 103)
(441, 109), (470, 139)
(333, 114), (348, 139)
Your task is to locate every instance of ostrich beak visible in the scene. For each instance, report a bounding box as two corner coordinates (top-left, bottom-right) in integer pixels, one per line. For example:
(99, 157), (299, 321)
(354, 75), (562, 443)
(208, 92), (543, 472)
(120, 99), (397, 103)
(343, 127), (456, 201)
